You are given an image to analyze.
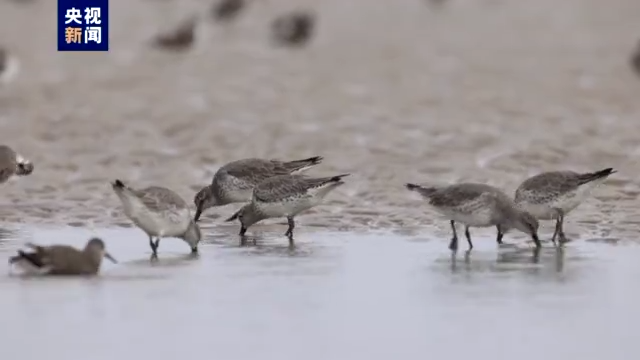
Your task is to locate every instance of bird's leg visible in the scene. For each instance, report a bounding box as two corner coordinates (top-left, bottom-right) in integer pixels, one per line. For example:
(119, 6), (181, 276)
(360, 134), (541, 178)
(239, 225), (247, 237)
(531, 246), (542, 264)
(495, 225), (504, 245)
(148, 236), (159, 261)
(551, 209), (566, 245)
(148, 236), (157, 253)
(464, 226), (473, 250)
(448, 220), (458, 251)
(284, 216), (295, 238)
(557, 212), (568, 244)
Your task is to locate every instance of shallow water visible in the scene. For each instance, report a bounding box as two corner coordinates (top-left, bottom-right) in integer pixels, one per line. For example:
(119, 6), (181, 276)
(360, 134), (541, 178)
(1, 226), (639, 359)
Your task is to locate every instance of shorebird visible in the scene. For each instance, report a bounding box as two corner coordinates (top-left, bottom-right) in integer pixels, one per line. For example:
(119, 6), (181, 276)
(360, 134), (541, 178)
(406, 182), (540, 251)
(0, 48), (20, 86)
(211, 0), (245, 22)
(152, 16), (197, 52)
(271, 10), (315, 47)
(514, 168), (616, 244)
(0, 145), (34, 184)
(225, 173), (349, 245)
(112, 180), (202, 258)
(9, 238), (117, 276)
(631, 40), (640, 77)
(193, 156), (323, 221)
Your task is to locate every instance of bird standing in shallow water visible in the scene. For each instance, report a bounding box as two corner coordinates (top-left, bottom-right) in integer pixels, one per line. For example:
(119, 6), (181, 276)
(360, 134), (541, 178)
(406, 182), (540, 251)
(514, 168), (616, 244)
(226, 173), (349, 246)
(9, 238), (117, 276)
(0, 145), (34, 184)
(193, 156), (323, 222)
(112, 180), (202, 259)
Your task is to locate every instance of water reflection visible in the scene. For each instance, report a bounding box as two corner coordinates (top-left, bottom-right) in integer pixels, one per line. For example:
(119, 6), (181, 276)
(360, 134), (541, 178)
(447, 244), (568, 275)
(0, 227), (638, 360)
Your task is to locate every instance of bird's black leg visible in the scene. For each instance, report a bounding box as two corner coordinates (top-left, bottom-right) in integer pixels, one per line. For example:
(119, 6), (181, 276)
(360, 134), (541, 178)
(239, 225), (247, 236)
(448, 220), (458, 251)
(148, 236), (158, 254)
(495, 225), (504, 245)
(557, 212), (568, 244)
(148, 236), (159, 260)
(284, 216), (295, 239)
(551, 209), (566, 245)
(464, 226), (473, 250)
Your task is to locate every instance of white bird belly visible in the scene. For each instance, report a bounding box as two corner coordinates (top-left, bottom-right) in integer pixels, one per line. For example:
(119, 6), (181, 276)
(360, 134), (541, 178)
(438, 207), (494, 227)
(118, 193), (189, 237)
(224, 188), (253, 203)
(256, 197), (314, 218)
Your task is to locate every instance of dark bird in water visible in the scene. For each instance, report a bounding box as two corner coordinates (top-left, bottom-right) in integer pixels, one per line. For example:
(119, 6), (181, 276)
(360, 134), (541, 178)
(152, 16), (197, 52)
(211, 0), (245, 22)
(271, 10), (315, 47)
(8, 238), (117, 276)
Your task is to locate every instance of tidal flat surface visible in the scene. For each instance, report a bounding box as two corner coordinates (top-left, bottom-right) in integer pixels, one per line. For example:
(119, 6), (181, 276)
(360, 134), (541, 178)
(0, 226), (639, 360)
(1, 0), (640, 239)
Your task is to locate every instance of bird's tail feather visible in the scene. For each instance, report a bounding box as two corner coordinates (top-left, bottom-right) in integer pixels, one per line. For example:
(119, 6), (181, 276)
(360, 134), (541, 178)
(285, 156), (324, 173)
(577, 168), (616, 185)
(405, 183), (438, 198)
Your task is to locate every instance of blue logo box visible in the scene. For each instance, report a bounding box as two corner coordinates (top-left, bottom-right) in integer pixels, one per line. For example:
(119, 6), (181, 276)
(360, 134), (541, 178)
(57, 0), (109, 51)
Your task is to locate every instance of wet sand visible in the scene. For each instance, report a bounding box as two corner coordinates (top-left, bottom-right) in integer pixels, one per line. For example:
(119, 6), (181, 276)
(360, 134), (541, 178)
(1, 226), (639, 359)
(0, 0), (639, 239)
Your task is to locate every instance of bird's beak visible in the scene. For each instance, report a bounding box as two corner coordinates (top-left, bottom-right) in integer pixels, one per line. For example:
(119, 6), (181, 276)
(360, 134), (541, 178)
(16, 161), (34, 176)
(194, 204), (203, 222)
(104, 252), (117, 264)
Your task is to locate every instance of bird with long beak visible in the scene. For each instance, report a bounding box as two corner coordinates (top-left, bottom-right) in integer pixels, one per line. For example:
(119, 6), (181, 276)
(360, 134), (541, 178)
(9, 238), (117, 276)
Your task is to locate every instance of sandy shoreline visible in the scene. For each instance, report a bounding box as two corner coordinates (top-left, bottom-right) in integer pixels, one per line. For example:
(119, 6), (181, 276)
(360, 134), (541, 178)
(1, 0), (639, 239)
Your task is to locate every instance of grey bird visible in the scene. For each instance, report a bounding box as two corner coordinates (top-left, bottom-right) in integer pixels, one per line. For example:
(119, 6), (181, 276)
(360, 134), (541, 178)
(631, 40), (640, 77)
(225, 173), (349, 246)
(0, 145), (34, 184)
(112, 180), (202, 258)
(514, 168), (616, 244)
(152, 16), (197, 52)
(271, 10), (315, 47)
(9, 237), (117, 276)
(193, 156), (323, 222)
(406, 182), (540, 251)
(211, 0), (245, 22)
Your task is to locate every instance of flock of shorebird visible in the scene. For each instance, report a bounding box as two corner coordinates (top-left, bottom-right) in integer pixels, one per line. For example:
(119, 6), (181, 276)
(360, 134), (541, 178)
(0, 144), (617, 277)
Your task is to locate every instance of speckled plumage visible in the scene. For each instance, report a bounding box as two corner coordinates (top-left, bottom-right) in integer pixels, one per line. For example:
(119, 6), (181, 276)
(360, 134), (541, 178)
(226, 173), (349, 245)
(514, 168), (616, 243)
(406, 182), (540, 251)
(194, 156), (323, 221)
(8, 238), (116, 276)
(112, 180), (201, 258)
